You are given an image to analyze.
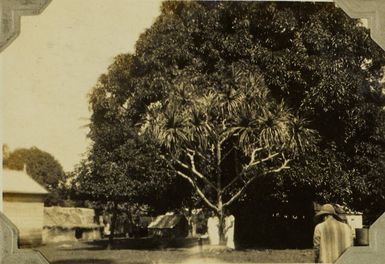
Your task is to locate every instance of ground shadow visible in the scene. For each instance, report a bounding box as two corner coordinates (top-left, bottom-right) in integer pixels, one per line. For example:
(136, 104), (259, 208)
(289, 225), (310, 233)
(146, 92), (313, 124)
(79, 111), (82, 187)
(51, 259), (117, 264)
(60, 237), (202, 251)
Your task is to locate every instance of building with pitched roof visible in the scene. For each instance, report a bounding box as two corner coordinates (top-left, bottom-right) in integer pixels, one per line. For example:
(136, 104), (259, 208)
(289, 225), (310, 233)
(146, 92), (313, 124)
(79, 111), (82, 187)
(2, 168), (48, 246)
(148, 214), (189, 238)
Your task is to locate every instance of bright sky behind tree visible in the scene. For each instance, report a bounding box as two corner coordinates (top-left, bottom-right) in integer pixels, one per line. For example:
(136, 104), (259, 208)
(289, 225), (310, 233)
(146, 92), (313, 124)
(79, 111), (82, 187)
(0, 0), (162, 171)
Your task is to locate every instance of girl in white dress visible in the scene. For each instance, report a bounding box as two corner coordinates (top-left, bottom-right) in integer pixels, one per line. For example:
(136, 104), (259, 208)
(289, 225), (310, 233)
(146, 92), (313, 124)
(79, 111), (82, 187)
(224, 211), (235, 249)
(207, 212), (220, 245)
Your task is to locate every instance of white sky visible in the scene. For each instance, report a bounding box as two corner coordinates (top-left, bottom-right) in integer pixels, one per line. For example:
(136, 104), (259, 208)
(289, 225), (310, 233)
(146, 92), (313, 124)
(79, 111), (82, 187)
(0, 0), (162, 172)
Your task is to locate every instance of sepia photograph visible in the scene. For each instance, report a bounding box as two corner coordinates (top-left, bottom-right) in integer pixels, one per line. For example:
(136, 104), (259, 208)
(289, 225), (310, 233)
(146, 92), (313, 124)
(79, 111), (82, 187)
(1, 0), (385, 263)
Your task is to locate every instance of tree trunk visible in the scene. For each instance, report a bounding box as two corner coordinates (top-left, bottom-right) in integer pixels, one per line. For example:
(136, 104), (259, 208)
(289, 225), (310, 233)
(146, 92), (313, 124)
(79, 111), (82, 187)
(218, 209), (225, 244)
(108, 201), (118, 249)
(217, 195), (226, 245)
(216, 142), (225, 244)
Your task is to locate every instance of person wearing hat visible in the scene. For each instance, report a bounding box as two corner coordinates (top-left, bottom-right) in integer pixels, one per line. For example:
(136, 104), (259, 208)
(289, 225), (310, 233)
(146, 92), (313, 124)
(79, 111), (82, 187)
(313, 204), (353, 263)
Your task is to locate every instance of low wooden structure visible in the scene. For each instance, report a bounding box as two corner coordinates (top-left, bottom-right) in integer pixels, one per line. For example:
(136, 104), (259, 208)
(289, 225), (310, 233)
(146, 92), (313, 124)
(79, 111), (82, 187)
(148, 214), (188, 238)
(43, 207), (102, 243)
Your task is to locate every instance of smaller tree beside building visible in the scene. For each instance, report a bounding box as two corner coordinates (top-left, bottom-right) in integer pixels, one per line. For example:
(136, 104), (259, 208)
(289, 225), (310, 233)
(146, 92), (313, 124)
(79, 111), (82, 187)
(2, 146), (66, 206)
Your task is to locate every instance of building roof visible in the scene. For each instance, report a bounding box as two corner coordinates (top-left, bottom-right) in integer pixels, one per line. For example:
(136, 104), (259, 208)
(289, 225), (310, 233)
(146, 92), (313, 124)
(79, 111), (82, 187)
(44, 206), (101, 229)
(2, 169), (48, 195)
(148, 214), (185, 229)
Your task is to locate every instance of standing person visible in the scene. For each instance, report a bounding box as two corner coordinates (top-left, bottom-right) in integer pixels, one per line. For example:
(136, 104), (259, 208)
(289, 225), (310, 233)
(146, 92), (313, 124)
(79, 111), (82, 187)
(207, 211), (220, 245)
(191, 209), (198, 237)
(313, 204), (353, 263)
(224, 210), (235, 250)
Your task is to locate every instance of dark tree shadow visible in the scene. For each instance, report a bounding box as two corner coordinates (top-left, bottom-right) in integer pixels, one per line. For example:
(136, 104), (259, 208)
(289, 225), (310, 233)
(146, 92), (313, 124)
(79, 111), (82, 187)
(51, 259), (116, 264)
(60, 237), (201, 251)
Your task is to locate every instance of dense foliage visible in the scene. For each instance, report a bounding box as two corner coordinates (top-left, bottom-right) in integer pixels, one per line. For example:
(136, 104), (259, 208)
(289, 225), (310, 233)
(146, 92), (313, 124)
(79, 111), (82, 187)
(81, 1), (385, 239)
(137, 1), (385, 216)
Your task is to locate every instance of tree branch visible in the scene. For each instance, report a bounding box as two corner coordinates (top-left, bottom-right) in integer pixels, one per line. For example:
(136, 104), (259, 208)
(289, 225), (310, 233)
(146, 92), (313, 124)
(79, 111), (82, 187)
(160, 155), (218, 211)
(222, 149), (282, 195)
(186, 150), (217, 191)
(223, 156), (290, 207)
(176, 171), (218, 211)
(222, 174), (242, 194)
(221, 146), (234, 164)
(248, 147), (265, 165)
(246, 152), (279, 170)
(186, 148), (209, 163)
(172, 157), (189, 170)
(222, 147), (266, 194)
(219, 127), (238, 145)
(269, 158), (290, 173)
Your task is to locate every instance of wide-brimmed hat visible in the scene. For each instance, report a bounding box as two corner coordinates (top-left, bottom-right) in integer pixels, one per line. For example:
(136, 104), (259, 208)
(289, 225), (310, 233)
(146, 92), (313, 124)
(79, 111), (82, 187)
(334, 204), (347, 221)
(314, 204), (341, 222)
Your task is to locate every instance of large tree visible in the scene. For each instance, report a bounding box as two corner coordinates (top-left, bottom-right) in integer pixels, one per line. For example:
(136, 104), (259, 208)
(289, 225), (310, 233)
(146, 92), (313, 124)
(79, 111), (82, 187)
(83, 1), (385, 244)
(131, 1), (385, 214)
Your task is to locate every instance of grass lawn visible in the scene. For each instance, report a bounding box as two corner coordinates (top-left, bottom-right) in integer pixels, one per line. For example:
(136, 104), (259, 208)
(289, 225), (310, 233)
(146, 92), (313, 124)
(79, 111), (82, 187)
(35, 239), (315, 264)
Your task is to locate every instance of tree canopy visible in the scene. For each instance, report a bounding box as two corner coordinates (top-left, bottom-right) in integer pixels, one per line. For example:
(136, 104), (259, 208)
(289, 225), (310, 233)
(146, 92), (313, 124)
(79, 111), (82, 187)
(71, 135), (182, 208)
(83, 1), (385, 226)
(3, 146), (65, 190)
